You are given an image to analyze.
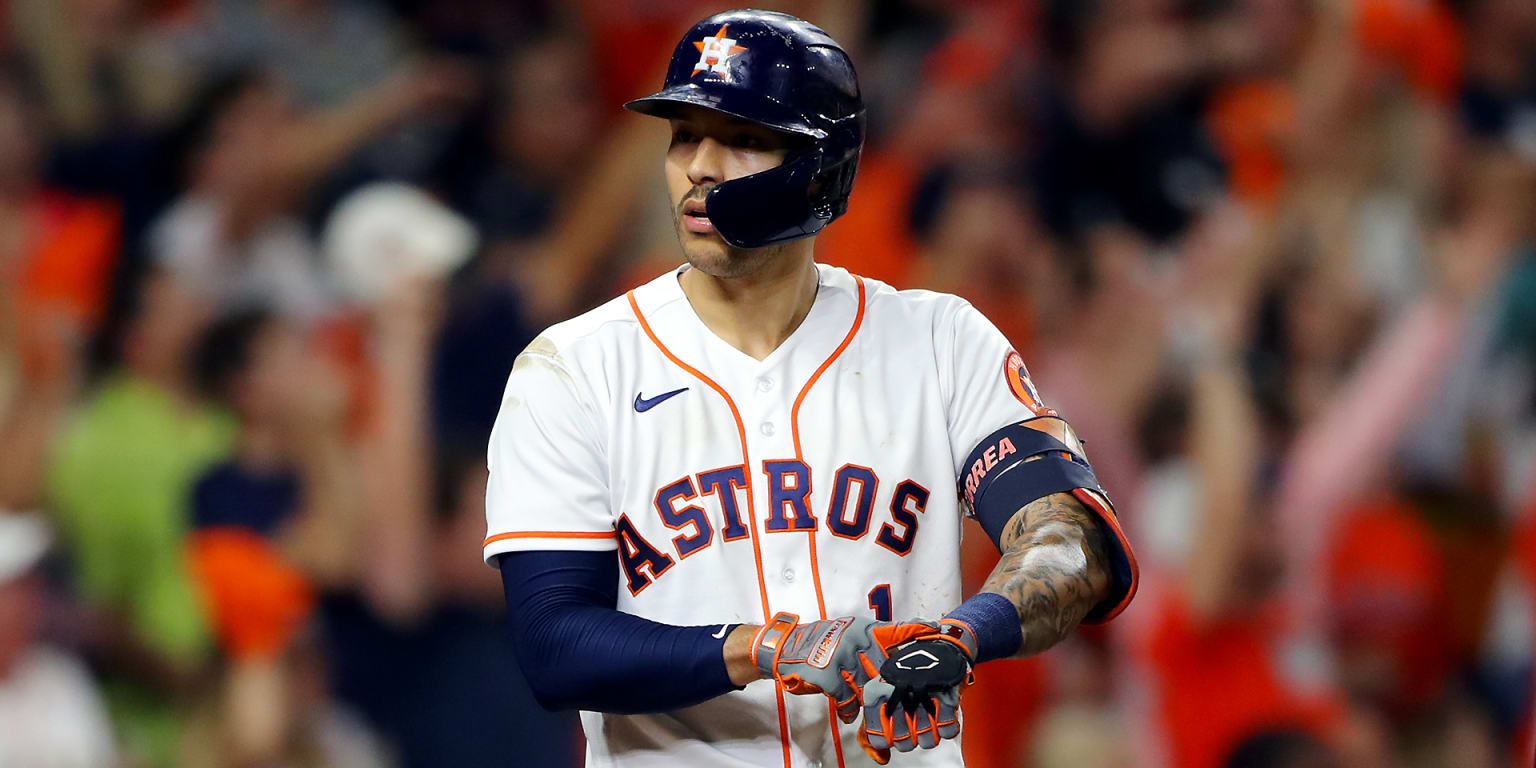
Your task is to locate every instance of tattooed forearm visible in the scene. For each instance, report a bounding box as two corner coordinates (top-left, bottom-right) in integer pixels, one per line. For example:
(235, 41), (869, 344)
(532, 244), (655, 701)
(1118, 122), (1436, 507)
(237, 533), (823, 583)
(980, 492), (1112, 657)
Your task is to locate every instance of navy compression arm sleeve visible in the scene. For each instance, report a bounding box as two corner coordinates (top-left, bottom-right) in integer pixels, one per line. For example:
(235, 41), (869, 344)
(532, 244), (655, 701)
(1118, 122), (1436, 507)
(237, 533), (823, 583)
(498, 550), (744, 713)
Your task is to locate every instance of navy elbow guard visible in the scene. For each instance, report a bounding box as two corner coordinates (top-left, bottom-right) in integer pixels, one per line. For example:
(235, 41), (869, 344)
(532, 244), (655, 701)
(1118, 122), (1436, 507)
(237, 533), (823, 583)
(959, 416), (1138, 622)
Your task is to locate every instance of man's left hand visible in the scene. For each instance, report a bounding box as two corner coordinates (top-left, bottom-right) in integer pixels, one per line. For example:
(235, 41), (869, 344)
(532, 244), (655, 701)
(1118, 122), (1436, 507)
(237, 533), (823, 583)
(856, 621), (977, 764)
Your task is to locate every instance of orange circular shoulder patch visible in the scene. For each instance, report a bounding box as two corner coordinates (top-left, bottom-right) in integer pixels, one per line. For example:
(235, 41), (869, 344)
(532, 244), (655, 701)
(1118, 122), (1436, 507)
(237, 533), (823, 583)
(1004, 350), (1047, 414)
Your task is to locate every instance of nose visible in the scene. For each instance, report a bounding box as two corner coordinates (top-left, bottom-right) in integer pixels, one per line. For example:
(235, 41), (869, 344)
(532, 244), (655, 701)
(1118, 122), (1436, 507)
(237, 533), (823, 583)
(687, 136), (728, 186)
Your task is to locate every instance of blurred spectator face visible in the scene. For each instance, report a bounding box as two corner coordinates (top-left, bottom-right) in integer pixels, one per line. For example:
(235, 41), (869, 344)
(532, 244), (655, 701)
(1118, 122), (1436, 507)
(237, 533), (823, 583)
(231, 319), (307, 425)
(0, 572), (42, 679)
(1280, 267), (1363, 413)
(664, 106), (797, 277)
(1239, 0), (1308, 72)
(1285, 276), (1342, 363)
(927, 182), (1038, 272)
(1472, 0), (1536, 38)
(496, 38), (601, 184)
(125, 271), (213, 380)
(0, 82), (40, 197)
(1234, 509), (1286, 606)
(196, 81), (294, 195)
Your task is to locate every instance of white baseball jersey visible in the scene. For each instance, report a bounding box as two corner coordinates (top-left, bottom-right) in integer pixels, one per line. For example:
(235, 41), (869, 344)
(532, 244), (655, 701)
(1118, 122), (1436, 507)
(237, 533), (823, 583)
(484, 264), (1050, 768)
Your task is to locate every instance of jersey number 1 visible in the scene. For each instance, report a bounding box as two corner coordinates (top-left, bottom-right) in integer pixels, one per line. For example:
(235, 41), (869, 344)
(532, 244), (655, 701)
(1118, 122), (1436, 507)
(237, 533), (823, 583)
(868, 584), (892, 622)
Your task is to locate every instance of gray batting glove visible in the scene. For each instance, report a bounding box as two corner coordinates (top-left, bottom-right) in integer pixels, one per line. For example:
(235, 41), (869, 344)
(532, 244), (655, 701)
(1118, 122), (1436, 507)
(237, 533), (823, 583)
(752, 612), (944, 724)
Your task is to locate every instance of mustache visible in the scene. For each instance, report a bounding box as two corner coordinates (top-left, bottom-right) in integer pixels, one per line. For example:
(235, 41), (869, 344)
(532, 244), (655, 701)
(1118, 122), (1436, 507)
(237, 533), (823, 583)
(676, 184), (714, 214)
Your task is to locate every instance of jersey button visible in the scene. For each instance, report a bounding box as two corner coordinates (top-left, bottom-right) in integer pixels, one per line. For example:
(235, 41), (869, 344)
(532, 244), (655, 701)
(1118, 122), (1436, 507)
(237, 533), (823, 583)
(782, 567), (795, 583)
(760, 421), (776, 436)
(756, 376), (773, 392)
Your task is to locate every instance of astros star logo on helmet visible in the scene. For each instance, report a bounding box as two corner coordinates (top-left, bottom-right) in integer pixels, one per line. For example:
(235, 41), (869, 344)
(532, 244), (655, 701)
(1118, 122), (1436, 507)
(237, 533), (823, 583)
(691, 26), (747, 80)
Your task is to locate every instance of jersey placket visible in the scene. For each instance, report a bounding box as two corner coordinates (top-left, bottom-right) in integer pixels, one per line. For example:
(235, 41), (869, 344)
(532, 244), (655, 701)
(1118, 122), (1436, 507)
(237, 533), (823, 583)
(740, 363), (823, 617)
(744, 276), (866, 768)
(736, 336), (849, 768)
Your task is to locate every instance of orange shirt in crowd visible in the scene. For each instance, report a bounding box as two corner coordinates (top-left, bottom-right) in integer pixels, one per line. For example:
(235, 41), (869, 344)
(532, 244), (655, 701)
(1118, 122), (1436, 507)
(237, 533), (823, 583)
(1510, 491), (1536, 764)
(1353, 0), (1463, 104)
(1206, 81), (1294, 210)
(10, 191), (120, 381)
(189, 527), (316, 660)
(573, 0), (701, 116)
(1140, 592), (1342, 768)
(1327, 497), (1452, 718)
(17, 192), (120, 326)
(814, 149), (921, 289)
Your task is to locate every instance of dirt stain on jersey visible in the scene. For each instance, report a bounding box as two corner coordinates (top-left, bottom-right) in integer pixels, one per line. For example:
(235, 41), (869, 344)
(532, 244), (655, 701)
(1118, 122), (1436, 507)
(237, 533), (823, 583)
(506, 336), (578, 410)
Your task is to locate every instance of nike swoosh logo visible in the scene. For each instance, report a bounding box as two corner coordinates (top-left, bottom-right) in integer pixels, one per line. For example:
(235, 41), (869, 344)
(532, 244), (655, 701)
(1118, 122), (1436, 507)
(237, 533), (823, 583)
(634, 387), (689, 412)
(711, 624), (729, 639)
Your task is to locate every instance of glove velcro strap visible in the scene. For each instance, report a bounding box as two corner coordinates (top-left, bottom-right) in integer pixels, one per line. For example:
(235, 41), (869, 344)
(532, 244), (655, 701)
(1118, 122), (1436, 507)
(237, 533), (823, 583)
(929, 619), (980, 662)
(798, 617), (855, 668)
(752, 612), (800, 678)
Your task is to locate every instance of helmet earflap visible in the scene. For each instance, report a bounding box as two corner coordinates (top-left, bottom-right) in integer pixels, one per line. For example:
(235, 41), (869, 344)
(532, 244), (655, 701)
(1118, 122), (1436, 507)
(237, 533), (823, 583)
(705, 146), (825, 249)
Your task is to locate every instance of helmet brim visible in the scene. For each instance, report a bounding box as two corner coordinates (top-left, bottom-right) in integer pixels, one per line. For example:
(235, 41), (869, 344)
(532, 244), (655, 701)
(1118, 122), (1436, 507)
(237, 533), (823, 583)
(624, 84), (827, 141)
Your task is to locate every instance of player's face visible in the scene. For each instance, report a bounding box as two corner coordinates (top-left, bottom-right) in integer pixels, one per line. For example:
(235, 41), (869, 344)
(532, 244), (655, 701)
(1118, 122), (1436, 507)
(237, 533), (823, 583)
(665, 107), (794, 277)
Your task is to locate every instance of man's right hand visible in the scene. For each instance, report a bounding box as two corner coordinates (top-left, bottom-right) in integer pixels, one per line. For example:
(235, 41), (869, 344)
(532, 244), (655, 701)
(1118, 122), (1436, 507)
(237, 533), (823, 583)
(751, 613), (938, 723)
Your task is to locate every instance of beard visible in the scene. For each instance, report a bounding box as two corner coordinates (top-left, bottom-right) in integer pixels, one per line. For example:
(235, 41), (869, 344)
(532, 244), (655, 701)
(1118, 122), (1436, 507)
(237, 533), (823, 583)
(674, 187), (787, 278)
(676, 226), (790, 279)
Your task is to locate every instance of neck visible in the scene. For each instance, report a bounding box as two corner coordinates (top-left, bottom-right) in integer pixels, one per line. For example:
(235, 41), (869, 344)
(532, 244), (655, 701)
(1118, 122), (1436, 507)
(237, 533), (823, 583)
(680, 242), (818, 360)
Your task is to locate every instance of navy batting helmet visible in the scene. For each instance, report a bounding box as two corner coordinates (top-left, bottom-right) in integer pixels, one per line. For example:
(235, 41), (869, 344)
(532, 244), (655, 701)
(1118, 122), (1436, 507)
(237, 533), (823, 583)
(624, 9), (864, 249)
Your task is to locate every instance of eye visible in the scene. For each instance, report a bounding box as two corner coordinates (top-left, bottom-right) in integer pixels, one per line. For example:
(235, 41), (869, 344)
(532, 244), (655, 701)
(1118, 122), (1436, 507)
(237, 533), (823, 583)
(671, 129), (699, 145)
(732, 134), (764, 149)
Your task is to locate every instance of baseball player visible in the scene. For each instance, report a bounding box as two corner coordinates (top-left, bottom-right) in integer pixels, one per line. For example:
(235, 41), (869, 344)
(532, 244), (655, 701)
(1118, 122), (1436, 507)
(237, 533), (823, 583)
(485, 10), (1138, 767)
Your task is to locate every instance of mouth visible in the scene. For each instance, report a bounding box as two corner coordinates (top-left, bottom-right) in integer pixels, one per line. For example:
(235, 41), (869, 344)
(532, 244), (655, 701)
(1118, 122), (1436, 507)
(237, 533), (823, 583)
(680, 199), (715, 235)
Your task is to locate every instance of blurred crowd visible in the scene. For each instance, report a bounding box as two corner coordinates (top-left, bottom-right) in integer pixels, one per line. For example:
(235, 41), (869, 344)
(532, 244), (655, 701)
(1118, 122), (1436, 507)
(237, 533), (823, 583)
(0, 0), (1534, 766)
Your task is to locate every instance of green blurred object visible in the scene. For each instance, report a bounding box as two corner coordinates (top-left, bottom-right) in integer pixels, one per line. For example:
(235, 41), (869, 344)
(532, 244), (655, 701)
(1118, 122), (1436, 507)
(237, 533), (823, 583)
(47, 373), (236, 767)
